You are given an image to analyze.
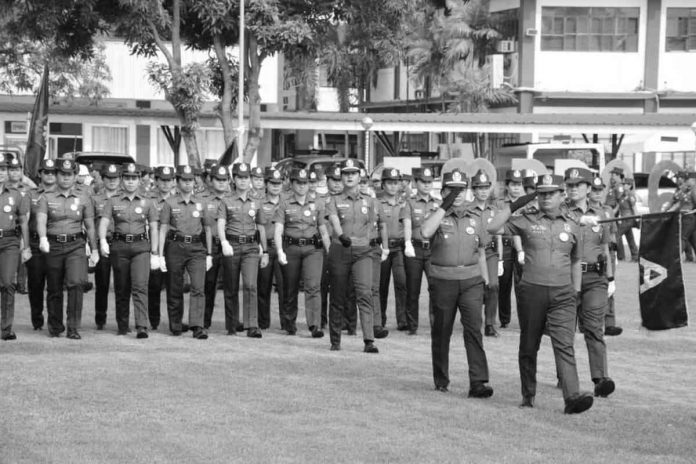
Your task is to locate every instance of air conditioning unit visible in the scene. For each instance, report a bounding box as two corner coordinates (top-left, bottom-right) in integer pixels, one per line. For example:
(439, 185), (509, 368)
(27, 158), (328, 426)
(485, 54), (505, 89)
(496, 40), (516, 53)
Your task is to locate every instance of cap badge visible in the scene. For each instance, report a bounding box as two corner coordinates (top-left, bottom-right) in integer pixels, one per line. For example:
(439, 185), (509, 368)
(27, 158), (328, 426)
(570, 169), (579, 178)
(127, 164), (136, 172)
(184, 166), (191, 174)
(109, 165), (117, 173)
(46, 160), (54, 168)
(346, 160), (354, 168)
(62, 160), (72, 169)
(452, 171), (462, 182)
(542, 175), (552, 185)
(310, 172), (317, 180)
(424, 168), (432, 177)
(273, 171), (281, 179)
(300, 170), (307, 178)
(163, 167), (171, 175)
(479, 174), (486, 182)
(240, 164), (247, 172)
(391, 169), (397, 177)
(218, 167), (226, 176)
(593, 178), (602, 186)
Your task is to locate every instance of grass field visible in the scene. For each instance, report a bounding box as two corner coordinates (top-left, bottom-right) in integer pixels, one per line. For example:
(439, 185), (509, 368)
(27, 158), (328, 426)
(1, 261), (695, 464)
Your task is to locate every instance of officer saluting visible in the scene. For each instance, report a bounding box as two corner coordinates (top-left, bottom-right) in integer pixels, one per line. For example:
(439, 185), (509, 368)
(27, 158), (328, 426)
(487, 174), (594, 414)
(420, 169), (494, 397)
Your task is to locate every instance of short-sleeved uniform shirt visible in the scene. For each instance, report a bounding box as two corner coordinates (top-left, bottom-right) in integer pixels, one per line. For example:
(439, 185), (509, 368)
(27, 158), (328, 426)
(430, 207), (486, 280)
(38, 187), (95, 235)
(468, 200), (499, 255)
(258, 195), (282, 242)
(326, 190), (380, 247)
(160, 193), (208, 236)
(504, 209), (579, 287)
(29, 186), (53, 235)
(217, 193), (263, 236)
(617, 190), (636, 217)
(94, 190), (120, 237)
(274, 194), (325, 240)
(0, 185), (29, 233)
(566, 202), (610, 263)
(378, 193), (406, 240)
(102, 192), (159, 236)
(201, 190), (229, 239)
(399, 194), (440, 242)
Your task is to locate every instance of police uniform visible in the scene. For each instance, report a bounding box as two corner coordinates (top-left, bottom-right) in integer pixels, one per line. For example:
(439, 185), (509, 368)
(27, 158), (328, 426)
(257, 167), (284, 330)
(320, 165), (343, 329)
(148, 166), (174, 330)
(250, 166), (266, 202)
(101, 163), (159, 337)
(217, 162), (265, 338)
(401, 167), (440, 334)
(616, 177), (638, 261)
(159, 165), (212, 338)
(670, 172), (696, 260)
(0, 155), (30, 340)
(37, 158), (98, 339)
(498, 169), (525, 328)
(275, 168), (326, 336)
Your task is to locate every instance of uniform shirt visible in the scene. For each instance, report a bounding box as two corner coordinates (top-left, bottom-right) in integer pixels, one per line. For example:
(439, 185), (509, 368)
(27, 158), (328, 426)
(672, 186), (696, 211)
(400, 193), (440, 241)
(102, 192), (159, 236)
(323, 192), (340, 237)
(430, 207), (486, 280)
(250, 189), (266, 202)
(590, 201), (617, 244)
(28, 186), (54, 234)
(504, 209), (579, 287)
(617, 189), (636, 217)
(274, 194), (325, 239)
(604, 183), (620, 209)
(37, 187), (95, 236)
(217, 192), (263, 236)
(257, 195), (282, 241)
(378, 194), (406, 240)
(326, 190), (380, 247)
(566, 202), (610, 263)
(93, 189), (120, 237)
(201, 190), (229, 239)
(160, 193), (208, 236)
(0, 184), (29, 232)
(149, 191), (171, 216)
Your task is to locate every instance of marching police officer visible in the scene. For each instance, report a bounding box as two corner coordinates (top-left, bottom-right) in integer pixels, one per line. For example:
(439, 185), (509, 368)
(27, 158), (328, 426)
(158, 165), (213, 339)
(37, 158), (100, 339)
(564, 168), (616, 398)
(498, 169), (525, 329)
(320, 165), (344, 329)
(421, 169), (494, 397)
(27, 159), (57, 330)
(7, 157), (28, 295)
(0, 155), (30, 340)
(274, 167), (330, 337)
(487, 174), (594, 414)
(667, 171), (696, 260)
(148, 166), (174, 330)
(401, 167), (440, 335)
(99, 163), (159, 338)
(257, 167), (284, 330)
(217, 162), (269, 338)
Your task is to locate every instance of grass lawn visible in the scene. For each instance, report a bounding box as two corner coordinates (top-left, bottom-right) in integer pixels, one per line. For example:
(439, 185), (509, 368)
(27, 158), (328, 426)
(1, 261), (695, 463)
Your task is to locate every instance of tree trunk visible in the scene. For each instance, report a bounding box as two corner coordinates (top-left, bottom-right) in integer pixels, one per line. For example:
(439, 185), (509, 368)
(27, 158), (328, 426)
(243, 35), (263, 163)
(213, 34), (236, 147)
(181, 125), (200, 167)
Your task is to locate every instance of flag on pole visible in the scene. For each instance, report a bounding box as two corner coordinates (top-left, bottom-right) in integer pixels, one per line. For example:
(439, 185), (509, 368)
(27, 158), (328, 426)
(25, 65), (49, 182)
(638, 212), (688, 330)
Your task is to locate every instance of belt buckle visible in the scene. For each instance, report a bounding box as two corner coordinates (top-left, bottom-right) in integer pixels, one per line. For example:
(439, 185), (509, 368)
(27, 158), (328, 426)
(581, 263), (588, 272)
(56, 234), (68, 243)
(298, 238), (306, 246)
(422, 240), (430, 250)
(125, 234), (134, 243)
(183, 235), (192, 244)
(238, 236), (247, 244)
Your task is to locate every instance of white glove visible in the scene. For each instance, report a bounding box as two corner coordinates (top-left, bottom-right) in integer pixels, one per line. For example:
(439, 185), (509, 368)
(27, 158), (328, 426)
(260, 253), (269, 268)
(21, 248), (32, 263)
(608, 280), (616, 297)
(497, 260), (504, 276)
(206, 255), (213, 271)
(39, 237), (50, 254)
(381, 246), (390, 262)
(150, 254), (160, 271)
(160, 256), (168, 273)
(580, 215), (599, 226)
(221, 240), (234, 257)
(404, 241), (416, 258)
(88, 249), (100, 267)
(99, 238), (110, 257)
(517, 251), (525, 265)
(277, 250), (288, 265)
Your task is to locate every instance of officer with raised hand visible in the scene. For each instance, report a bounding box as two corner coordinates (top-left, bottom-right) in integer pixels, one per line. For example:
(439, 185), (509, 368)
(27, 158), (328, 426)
(257, 167), (284, 330)
(401, 167), (440, 335)
(0, 154), (30, 340)
(487, 174), (594, 414)
(99, 163), (159, 339)
(326, 159), (385, 353)
(420, 169), (493, 397)
(158, 165), (213, 339)
(26, 159), (57, 331)
(37, 158), (99, 340)
(274, 167), (330, 337)
(217, 162), (269, 338)
(378, 167), (408, 332)
(148, 166), (174, 330)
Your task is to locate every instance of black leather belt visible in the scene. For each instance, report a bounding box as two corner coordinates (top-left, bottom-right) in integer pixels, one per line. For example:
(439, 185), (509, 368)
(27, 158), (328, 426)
(412, 239), (430, 250)
(169, 232), (203, 243)
(387, 238), (404, 248)
(113, 233), (147, 242)
(285, 237), (316, 246)
(267, 238), (276, 248)
(48, 233), (84, 243)
(485, 241), (496, 250)
(581, 262), (601, 273)
(0, 228), (19, 238)
(502, 238), (513, 247)
(369, 238), (382, 247)
(225, 234), (257, 244)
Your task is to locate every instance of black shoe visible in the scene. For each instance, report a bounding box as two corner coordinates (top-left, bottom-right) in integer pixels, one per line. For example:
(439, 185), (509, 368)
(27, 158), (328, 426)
(227, 329), (237, 335)
(311, 328), (324, 338)
(435, 385), (449, 393)
(192, 327), (208, 340)
(500, 323), (509, 329)
(397, 325), (409, 331)
(151, 325), (158, 331)
(83, 282), (93, 293)
(408, 328), (417, 335)
(605, 326), (623, 336)
(136, 328), (149, 339)
(564, 392), (594, 414)
(33, 326), (43, 331)
(49, 332), (61, 338)
(374, 326), (389, 339)
(181, 323), (189, 332)
(363, 341), (379, 353)
(593, 378), (615, 398)
(247, 328), (262, 338)
(17, 287), (28, 295)
(519, 396), (535, 408)
(171, 330), (182, 336)
(117, 328), (128, 336)
(236, 323), (245, 332)
(347, 329), (356, 336)
(468, 382), (494, 398)
(96, 324), (104, 330)
(286, 328), (297, 335)
(203, 325), (210, 330)
(330, 343), (341, 351)
(1, 332), (17, 341)
(66, 330), (81, 340)
(484, 325), (498, 337)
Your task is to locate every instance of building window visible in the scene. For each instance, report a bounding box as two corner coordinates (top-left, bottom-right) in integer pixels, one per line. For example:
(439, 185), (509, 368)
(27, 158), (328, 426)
(197, 129), (226, 160)
(541, 7), (639, 52)
(666, 8), (696, 51)
(92, 126), (128, 154)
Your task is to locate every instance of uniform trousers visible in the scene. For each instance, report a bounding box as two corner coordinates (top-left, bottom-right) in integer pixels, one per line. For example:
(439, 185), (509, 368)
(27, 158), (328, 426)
(164, 240), (206, 332)
(605, 248), (618, 327)
(403, 246), (432, 331)
(0, 238), (20, 334)
(369, 245), (382, 328)
(329, 243), (374, 345)
(221, 242), (260, 331)
(281, 244), (322, 331)
(430, 276), (489, 389)
(320, 248), (329, 328)
(483, 251), (499, 326)
(681, 214), (696, 259)
(94, 251), (112, 326)
(379, 247), (407, 328)
(498, 244), (515, 326)
(26, 241), (48, 329)
(516, 282), (580, 401)
(46, 239), (88, 334)
(577, 272), (609, 380)
(616, 220), (638, 261)
(204, 243), (223, 329)
(258, 246), (283, 330)
(110, 240), (150, 330)
(148, 267), (167, 329)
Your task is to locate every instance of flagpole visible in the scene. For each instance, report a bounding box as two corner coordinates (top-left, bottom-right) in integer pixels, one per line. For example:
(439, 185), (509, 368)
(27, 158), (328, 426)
(596, 210), (696, 224)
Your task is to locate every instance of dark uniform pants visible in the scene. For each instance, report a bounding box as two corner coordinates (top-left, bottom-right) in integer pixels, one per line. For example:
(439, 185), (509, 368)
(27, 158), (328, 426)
(221, 243), (260, 330)
(516, 282), (580, 401)
(430, 276), (489, 389)
(204, 244), (223, 329)
(605, 248), (618, 327)
(165, 241), (206, 332)
(578, 272), (609, 380)
(320, 248), (329, 328)
(483, 251), (499, 326)
(616, 220), (638, 261)
(94, 250), (112, 326)
(329, 243), (374, 345)
(0, 238), (20, 334)
(258, 246), (283, 329)
(379, 247), (407, 328)
(403, 246), (432, 331)
(281, 244), (322, 331)
(26, 243), (48, 329)
(110, 240), (150, 330)
(46, 239), (88, 334)
(148, 267), (167, 328)
(369, 245), (381, 328)
(681, 214), (696, 260)
(498, 243), (515, 326)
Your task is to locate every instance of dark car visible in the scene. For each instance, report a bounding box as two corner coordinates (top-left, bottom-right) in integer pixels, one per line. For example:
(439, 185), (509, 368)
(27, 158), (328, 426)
(273, 156), (365, 178)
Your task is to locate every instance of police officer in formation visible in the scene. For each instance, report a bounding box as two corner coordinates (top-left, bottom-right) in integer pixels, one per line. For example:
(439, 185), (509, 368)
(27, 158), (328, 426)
(147, 166), (174, 330)
(257, 167), (284, 330)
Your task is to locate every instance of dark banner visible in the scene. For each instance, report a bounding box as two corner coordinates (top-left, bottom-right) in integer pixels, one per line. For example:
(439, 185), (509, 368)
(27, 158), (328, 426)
(24, 65), (49, 182)
(639, 212), (688, 330)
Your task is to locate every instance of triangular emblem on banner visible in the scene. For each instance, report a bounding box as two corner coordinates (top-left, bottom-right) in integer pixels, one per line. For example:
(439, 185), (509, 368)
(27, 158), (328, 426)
(639, 257), (668, 293)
